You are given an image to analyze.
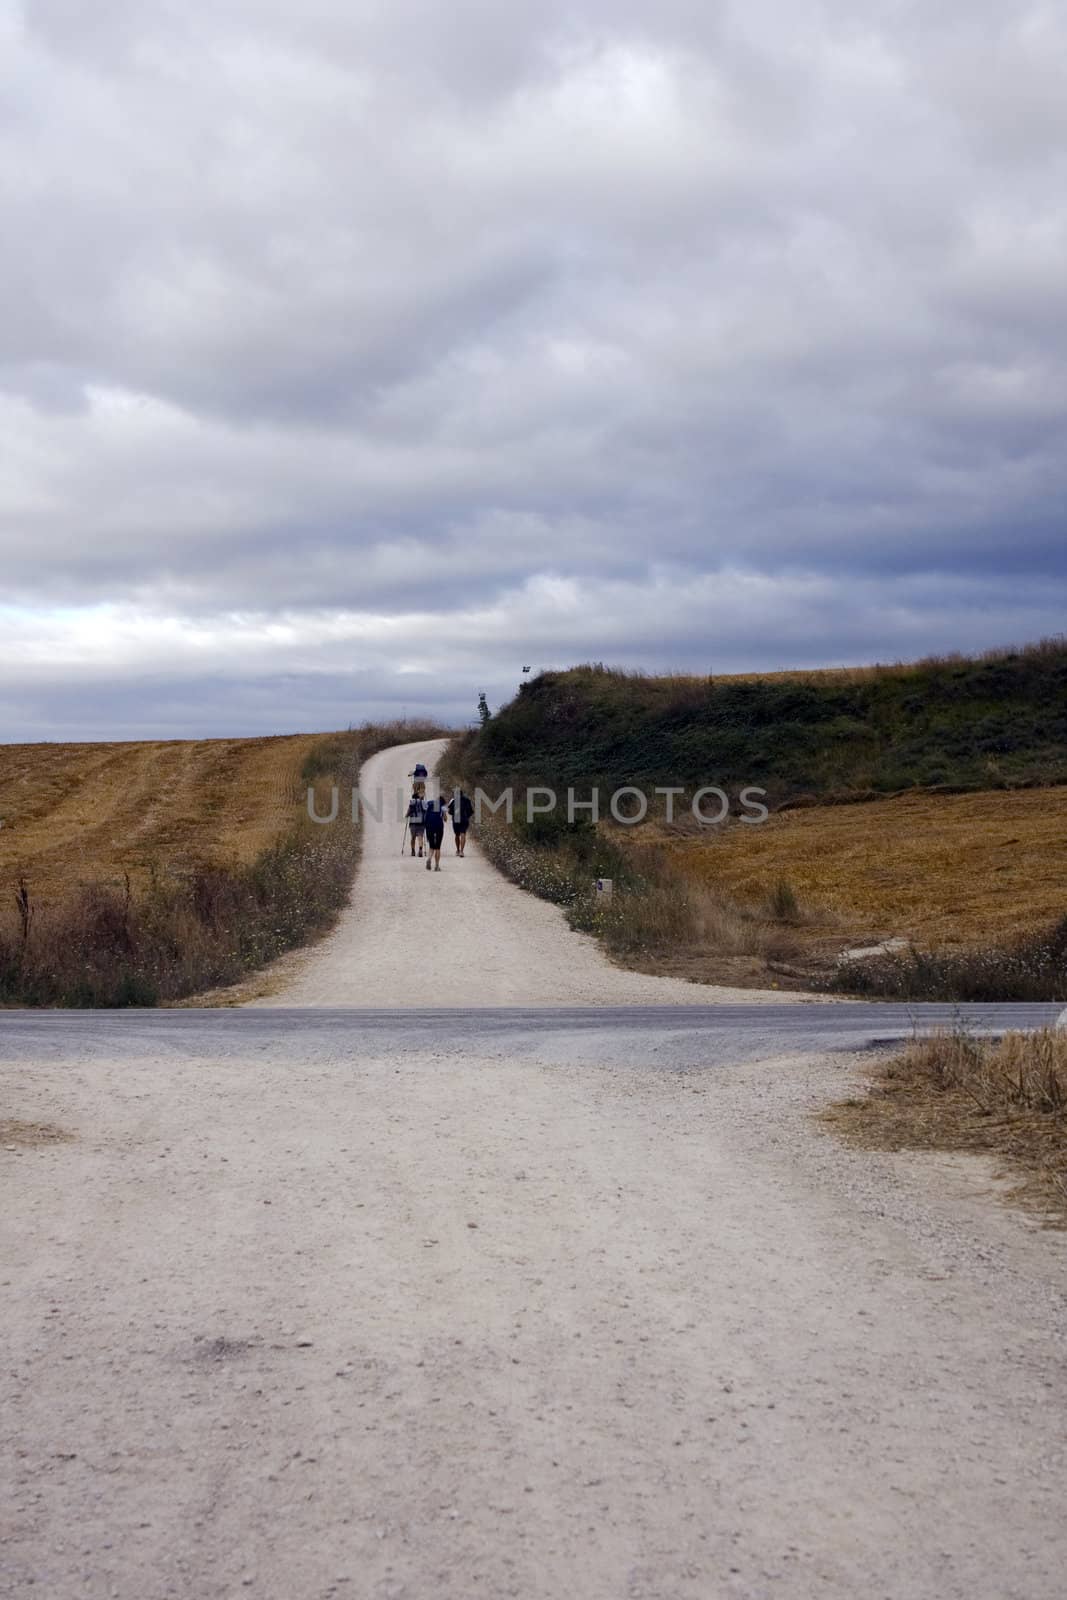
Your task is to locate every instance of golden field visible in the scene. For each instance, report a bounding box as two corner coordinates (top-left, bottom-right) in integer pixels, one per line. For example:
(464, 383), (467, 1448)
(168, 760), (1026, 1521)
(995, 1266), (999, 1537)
(655, 787), (1067, 949)
(0, 735), (322, 902)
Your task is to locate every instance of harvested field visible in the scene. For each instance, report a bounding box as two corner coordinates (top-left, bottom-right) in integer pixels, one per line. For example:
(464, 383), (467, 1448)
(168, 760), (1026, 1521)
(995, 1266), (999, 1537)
(0, 735), (322, 902)
(651, 786), (1067, 950)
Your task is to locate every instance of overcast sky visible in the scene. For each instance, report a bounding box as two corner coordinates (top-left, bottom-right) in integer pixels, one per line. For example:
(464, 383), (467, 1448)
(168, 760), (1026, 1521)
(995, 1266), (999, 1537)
(2, 0), (1065, 739)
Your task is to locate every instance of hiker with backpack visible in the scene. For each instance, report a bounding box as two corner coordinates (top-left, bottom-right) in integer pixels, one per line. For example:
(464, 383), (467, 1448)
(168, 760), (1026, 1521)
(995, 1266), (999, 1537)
(422, 792), (447, 871)
(448, 788), (474, 856)
(405, 790), (427, 856)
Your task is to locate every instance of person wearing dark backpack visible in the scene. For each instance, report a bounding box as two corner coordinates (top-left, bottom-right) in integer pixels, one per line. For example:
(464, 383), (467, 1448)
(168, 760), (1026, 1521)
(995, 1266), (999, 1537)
(448, 788), (474, 856)
(406, 791), (427, 856)
(422, 793), (447, 871)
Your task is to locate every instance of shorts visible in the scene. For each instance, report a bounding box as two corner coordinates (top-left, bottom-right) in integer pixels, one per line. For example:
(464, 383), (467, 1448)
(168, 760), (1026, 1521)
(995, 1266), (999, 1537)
(409, 821), (425, 835)
(425, 825), (444, 848)
(452, 819), (468, 835)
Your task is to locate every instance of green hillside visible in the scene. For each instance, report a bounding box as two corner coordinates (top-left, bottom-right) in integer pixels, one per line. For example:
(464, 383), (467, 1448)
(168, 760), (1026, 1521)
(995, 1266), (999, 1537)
(456, 640), (1067, 805)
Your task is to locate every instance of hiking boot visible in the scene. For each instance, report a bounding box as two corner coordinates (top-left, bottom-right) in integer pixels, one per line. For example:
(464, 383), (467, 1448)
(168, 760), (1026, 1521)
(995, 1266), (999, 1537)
(426, 857), (432, 870)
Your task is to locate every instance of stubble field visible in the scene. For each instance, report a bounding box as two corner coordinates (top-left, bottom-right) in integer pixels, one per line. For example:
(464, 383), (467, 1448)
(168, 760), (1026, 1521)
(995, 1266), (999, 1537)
(0, 735), (322, 902)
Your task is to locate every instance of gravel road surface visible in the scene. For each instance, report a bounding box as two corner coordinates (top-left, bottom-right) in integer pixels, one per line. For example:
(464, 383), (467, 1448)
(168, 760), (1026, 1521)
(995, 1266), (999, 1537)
(4, 1009), (1066, 1600)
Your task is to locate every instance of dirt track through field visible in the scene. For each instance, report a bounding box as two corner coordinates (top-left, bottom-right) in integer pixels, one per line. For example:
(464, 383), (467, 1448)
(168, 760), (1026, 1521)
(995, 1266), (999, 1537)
(256, 739), (792, 1006)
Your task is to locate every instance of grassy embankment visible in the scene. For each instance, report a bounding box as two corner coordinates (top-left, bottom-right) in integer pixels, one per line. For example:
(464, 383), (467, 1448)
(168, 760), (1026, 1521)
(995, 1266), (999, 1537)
(449, 639), (1067, 997)
(0, 720), (449, 1006)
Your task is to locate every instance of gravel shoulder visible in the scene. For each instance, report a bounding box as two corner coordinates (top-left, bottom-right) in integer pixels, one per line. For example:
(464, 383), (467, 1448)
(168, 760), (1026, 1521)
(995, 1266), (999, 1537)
(253, 739), (803, 1007)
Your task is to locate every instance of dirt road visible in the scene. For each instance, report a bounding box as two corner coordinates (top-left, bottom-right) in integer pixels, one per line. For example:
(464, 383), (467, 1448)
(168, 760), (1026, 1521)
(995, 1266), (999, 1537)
(254, 739), (793, 1006)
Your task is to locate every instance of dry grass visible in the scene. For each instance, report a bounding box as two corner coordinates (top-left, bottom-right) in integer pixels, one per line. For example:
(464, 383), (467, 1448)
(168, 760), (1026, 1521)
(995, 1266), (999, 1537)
(643, 635), (1067, 689)
(647, 787), (1067, 951)
(824, 1029), (1067, 1224)
(595, 877), (784, 959)
(0, 734), (324, 903)
(595, 877), (806, 990)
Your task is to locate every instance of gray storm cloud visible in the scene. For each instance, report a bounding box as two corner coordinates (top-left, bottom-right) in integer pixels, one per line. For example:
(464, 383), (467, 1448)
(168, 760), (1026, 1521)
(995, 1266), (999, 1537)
(1, 0), (1065, 736)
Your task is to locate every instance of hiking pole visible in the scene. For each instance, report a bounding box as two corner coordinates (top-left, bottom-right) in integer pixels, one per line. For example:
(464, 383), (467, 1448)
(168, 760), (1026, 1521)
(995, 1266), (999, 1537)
(401, 819), (409, 855)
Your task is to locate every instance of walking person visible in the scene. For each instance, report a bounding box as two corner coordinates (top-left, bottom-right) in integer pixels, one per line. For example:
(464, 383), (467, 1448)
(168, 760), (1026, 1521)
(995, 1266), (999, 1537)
(422, 792), (447, 872)
(409, 762), (428, 799)
(448, 788), (474, 856)
(406, 790), (427, 857)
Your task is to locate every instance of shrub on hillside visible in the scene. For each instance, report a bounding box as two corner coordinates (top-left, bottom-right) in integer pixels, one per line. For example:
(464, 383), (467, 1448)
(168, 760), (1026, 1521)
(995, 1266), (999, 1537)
(830, 915), (1067, 1002)
(0, 815), (360, 1007)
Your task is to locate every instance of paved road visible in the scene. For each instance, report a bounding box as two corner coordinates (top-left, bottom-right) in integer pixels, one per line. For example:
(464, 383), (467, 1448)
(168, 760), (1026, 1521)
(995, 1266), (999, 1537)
(1, 1000), (1063, 1068)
